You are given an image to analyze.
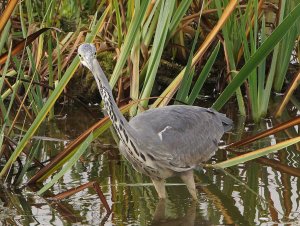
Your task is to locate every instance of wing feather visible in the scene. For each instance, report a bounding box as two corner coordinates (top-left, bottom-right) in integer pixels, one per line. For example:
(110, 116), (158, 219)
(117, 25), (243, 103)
(129, 105), (232, 171)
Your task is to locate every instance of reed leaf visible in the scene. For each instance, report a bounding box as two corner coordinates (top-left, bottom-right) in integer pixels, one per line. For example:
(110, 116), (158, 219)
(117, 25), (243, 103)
(141, 0), (160, 47)
(15, 140), (42, 185)
(151, 0), (238, 108)
(47, 35), (54, 119)
(129, 20), (141, 116)
(257, 15), (266, 109)
(28, 103), (132, 184)
(175, 5), (203, 104)
(273, 0), (300, 92)
(140, 0), (175, 108)
(0, 7), (110, 178)
(112, 0), (123, 48)
(0, 20), (11, 55)
(37, 133), (93, 195)
(109, 1), (150, 88)
(0, 28), (55, 65)
(187, 42), (220, 105)
(175, 8), (220, 105)
(213, 136), (300, 169)
(168, 0), (193, 39)
(212, 2), (300, 111)
(0, 46), (14, 149)
(143, 6), (159, 48)
(259, 0), (285, 117)
(215, 0), (246, 116)
(228, 116), (300, 148)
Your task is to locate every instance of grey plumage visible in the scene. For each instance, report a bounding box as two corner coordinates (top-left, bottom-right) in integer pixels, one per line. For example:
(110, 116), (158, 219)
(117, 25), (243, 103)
(78, 43), (233, 200)
(128, 106), (230, 170)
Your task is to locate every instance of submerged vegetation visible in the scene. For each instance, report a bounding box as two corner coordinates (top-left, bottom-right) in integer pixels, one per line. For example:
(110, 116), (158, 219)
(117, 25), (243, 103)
(0, 0), (300, 224)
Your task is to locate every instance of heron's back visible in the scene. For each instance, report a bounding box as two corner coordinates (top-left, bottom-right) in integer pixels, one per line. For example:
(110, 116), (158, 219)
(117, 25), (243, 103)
(127, 105), (232, 173)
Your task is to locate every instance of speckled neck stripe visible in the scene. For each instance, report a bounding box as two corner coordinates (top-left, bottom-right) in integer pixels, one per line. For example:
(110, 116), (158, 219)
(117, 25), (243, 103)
(98, 84), (159, 178)
(98, 84), (144, 161)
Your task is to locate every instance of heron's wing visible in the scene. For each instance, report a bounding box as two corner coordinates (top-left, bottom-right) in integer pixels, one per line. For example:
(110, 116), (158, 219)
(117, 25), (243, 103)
(129, 105), (232, 170)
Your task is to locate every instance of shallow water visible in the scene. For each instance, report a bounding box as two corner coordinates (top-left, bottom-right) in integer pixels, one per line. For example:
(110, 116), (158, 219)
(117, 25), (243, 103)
(1, 103), (300, 225)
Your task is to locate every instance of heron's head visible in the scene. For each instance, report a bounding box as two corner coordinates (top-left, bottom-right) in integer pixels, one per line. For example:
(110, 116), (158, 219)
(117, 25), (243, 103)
(78, 43), (97, 71)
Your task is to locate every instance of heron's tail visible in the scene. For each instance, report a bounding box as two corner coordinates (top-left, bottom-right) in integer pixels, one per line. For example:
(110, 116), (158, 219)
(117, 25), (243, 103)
(215, 112), (233, 132)
(207, 108), (233, 132)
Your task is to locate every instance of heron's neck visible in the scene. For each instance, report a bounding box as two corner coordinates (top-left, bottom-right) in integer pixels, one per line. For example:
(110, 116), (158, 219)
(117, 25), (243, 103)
(92, 59), (140, 146)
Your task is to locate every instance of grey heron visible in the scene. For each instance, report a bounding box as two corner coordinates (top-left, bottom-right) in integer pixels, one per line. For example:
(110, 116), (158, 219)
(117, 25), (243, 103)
(78, 43), (232, 200)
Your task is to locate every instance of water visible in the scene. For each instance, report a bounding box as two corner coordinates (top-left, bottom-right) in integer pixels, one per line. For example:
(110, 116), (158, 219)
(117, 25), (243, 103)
(1, 104), (300, 225)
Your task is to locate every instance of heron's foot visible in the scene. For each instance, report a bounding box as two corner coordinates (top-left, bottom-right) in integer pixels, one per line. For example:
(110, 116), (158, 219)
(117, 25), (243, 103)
(152, 178), (166, 199)
(180, 170), (198, 200)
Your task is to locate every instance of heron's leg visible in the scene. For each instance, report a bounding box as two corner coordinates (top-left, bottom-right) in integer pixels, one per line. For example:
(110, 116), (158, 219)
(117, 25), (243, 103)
(180, 170), (197, 200)
(151, 178), (166, 199)
(152, 199), (166, 222)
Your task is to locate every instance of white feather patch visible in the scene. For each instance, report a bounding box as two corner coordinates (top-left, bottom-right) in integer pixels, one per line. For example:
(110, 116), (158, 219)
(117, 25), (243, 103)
(158, 126), (172, 141)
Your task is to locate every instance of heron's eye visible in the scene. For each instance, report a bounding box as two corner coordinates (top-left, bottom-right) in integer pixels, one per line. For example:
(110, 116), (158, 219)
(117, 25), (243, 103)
(78, 54), (82, 58)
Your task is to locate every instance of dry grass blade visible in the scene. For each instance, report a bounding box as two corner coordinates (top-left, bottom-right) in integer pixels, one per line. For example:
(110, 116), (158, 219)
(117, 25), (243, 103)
(223, 148), (300, 177)
(28, 96), (173, 184)
(60, 32), (84, 71)
(275, 69), (300, 118)
(27, 103), (132, 184)
(228, 116), (300, 148)
(27, 183), (85, 223)
(153, 0), (238, 107)
(192, 0), (238, 66)
(27, 118), (110, 184)
(257, 157), (300, 177)
(213, 135), (300, 169)
(0, 28), (57, 65)
(36, 133), (94, 195)
(0, 7), (110, 179)
(51, 181), (111, 213)
(109, 1), (150, 88)
(40, 32), (75, 75)
(236, 0), (265, 62)
(0, 0), (18, 34)
(212, 2), (300, 111)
